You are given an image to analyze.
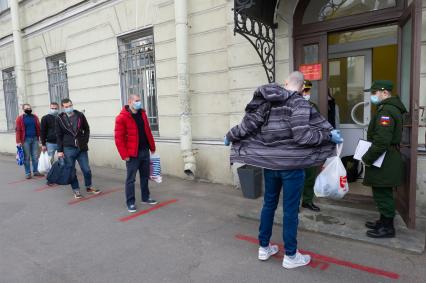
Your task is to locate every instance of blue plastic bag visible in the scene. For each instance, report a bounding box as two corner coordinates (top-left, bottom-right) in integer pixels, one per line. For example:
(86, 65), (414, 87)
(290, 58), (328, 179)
(16, 146), (24, 166)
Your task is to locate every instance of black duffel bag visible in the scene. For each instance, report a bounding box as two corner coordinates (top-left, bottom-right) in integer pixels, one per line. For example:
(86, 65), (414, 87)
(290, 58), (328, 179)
(47, 158), (76, 185)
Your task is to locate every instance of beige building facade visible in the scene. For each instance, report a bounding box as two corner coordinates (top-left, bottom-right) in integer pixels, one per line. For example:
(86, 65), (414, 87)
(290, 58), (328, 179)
(0, 0), (293, 182)
(0, 0), (426, 228)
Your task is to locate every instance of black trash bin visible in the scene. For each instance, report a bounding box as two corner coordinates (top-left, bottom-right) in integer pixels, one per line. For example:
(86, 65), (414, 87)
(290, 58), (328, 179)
(237, 165), (262, 199)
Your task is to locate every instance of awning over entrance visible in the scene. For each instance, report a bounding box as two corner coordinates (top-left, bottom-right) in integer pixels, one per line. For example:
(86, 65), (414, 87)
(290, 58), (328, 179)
(233, 0), (280, 83)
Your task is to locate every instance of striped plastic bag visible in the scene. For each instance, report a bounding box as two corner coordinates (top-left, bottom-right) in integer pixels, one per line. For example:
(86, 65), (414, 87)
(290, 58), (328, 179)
(149, 154), (162, 183)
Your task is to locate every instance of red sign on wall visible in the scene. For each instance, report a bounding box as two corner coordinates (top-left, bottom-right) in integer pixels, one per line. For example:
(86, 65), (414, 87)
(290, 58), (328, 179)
(299, 64), (322, 81)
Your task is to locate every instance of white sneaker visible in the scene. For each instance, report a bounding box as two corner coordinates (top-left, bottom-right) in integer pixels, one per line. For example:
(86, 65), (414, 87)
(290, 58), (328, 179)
(258, 244), (279, 261)
(282, 251), (311, 269)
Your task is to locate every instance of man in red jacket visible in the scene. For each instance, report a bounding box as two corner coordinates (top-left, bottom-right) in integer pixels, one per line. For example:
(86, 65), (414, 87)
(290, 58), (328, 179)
(15, 103), (43, 179)
(114, 94), (157, 213)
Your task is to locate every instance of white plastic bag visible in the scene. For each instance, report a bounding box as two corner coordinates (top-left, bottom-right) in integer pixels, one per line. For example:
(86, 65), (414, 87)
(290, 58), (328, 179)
(314, 144), (349, 199)
(37, 151), (51, 173)
(149, 154), (162, 183)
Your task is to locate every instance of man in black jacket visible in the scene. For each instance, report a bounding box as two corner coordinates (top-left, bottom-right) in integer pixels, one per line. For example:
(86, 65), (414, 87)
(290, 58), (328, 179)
(41, 102), (59, 163)
(56, 98), (100, 199)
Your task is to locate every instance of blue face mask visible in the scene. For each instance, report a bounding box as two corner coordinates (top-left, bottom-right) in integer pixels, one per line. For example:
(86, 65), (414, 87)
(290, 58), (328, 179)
(133, 101), (142, 110)
(370, 95), (380, 105)
(64, 107), (74, 114)
(49, 109), (59, 115)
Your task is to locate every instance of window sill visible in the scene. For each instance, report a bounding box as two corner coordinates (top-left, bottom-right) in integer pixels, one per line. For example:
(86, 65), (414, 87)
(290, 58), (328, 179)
(0, 7), (10, 17)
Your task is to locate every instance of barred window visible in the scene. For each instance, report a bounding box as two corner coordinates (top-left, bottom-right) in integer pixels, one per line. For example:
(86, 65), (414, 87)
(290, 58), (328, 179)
(2, 68), (18, 131)
(118, 28), (159, 132)
(46, 53), (69, 105)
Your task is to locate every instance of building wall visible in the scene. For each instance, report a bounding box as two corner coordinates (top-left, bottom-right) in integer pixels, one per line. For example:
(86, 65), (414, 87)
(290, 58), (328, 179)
(0, 0), (292, 186)
(1, 0), (425, 219)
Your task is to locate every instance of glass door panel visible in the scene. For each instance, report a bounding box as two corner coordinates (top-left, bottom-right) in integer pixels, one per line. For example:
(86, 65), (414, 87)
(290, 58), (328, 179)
(328, 51), (372, 157)
(303, 44), (320, 105)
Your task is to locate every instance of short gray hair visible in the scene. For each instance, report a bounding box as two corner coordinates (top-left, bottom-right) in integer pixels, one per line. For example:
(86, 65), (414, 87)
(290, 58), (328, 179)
(128, 94), (140, 101)
(287, 71), (304, 89)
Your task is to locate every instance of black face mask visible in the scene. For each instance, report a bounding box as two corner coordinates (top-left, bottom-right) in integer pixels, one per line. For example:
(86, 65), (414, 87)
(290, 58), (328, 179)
(24, 109), (32, 115)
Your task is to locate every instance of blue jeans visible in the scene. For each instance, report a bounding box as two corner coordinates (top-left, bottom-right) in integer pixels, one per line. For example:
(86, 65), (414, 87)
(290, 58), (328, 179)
(23, 137), (40, 175)
(46, 142), (58, 164)
(46, 142), (58, 157)
(259, 169), (305, 256)
(63, 147), (92, 192)
(125, 149), (150, 207)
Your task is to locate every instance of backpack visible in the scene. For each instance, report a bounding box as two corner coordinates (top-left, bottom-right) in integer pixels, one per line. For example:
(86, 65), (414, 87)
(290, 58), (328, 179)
(341, 155), (363, 183)
(47, 158), (76, 185)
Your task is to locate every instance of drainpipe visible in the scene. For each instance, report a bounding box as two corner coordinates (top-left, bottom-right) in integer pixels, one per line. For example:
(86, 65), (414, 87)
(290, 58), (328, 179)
(10, 0), (26, 104)
(174, 0), (196, 178)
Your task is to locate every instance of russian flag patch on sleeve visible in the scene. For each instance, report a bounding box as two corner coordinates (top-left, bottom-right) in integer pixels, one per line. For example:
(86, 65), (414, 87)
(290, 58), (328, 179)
(380, 116), (391, 126)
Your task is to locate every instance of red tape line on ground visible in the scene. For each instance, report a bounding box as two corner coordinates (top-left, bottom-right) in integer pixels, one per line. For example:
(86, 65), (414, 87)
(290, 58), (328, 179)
(68, 188), (122, 205)
(35, 184), (60, 192)
(118, 199), (178, 222)
(35, 177), (84, 192)
(235, 234), (400, 280)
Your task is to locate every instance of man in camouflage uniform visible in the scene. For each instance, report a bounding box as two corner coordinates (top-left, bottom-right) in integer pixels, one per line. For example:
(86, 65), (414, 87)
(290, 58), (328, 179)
(362, 80), (407, 238)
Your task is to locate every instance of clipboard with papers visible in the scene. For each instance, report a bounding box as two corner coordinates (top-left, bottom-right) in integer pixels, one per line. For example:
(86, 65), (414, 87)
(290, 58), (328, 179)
(353, 139), (386, 168)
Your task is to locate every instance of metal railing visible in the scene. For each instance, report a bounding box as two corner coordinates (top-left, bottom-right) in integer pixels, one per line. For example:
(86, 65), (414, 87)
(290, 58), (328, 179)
(2, 68), (19, 131)
(118, 34), (159, 132)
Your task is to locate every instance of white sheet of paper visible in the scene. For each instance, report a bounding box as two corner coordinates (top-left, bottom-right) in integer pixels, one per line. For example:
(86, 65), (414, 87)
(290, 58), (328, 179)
(353, 140), (386, 168)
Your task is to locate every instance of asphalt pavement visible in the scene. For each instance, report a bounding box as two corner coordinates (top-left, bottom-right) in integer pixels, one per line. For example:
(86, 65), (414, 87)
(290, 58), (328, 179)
(0, 154), (425, 283)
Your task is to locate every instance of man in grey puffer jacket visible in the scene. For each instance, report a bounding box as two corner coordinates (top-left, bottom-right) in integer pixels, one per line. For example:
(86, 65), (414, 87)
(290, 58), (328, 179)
(225, 71), (343, 269)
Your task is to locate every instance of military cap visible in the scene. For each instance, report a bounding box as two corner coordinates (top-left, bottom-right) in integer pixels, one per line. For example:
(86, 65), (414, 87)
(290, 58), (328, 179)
(303, 80), (313, 90)
(364, 80), (393, 92)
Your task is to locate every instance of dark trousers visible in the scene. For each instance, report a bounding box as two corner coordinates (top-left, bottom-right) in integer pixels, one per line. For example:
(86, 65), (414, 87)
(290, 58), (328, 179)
(63, 147), (92, 191)
(302, 166), (319, 204)
(259, 169), (305, 256)
(125, 149), (150, 206)
(372, 186), (395, 218)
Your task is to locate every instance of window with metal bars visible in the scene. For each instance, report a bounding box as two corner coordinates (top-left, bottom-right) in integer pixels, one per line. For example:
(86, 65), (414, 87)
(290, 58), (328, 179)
(118, 29), (159, 132)
(46, 53), (69, 105)
(2, 68), (19, 131)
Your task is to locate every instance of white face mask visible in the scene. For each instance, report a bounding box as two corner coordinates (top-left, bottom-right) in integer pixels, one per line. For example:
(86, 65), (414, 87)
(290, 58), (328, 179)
(303, 95), (311, 101)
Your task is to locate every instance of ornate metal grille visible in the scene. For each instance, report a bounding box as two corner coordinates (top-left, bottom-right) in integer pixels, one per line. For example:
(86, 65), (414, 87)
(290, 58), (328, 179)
(118, 31), (158, 132)
(234, 0), (278, 83)
(46, 53), (69, 104)
(2, 68), (19, 131)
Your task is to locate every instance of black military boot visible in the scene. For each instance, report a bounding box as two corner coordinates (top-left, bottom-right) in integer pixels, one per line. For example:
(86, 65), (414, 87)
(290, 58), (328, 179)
(366, 217), (396, 238)
(365, 214), (384, 229)
(302, 202), (320, 212)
